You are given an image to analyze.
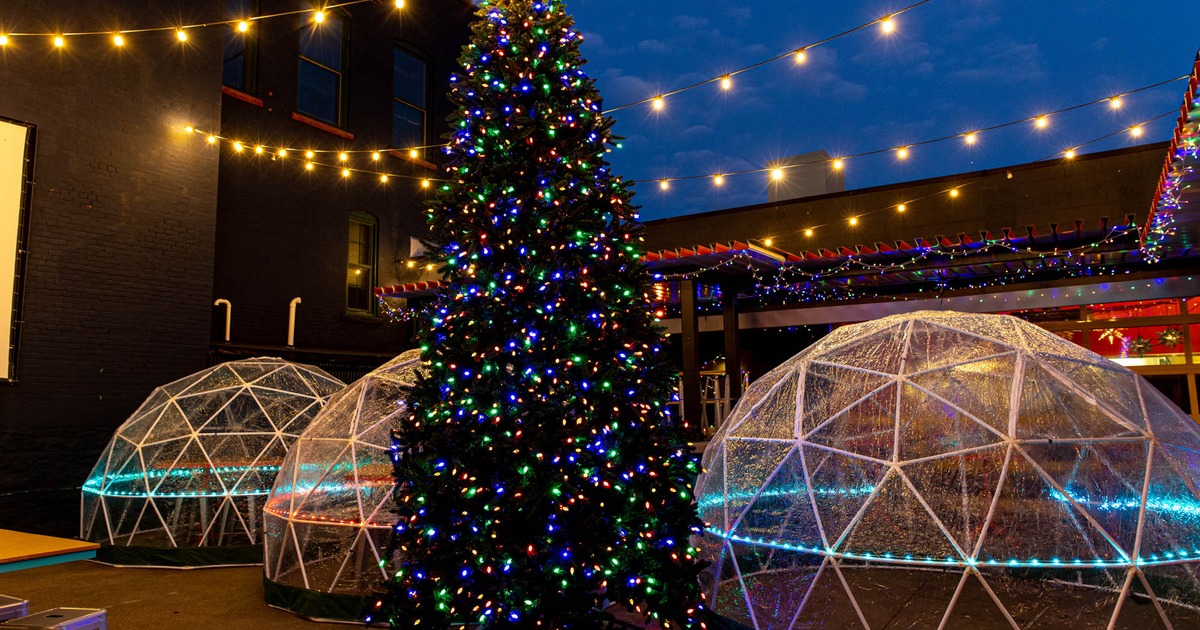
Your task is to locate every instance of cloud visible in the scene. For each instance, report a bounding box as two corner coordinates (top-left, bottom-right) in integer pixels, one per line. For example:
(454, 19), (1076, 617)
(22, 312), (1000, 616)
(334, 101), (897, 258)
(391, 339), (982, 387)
(725, 7), (752, 22)
(671, 15), (711, 30)
(945, 38), (1045, 83)
(637, 39), (669, 53)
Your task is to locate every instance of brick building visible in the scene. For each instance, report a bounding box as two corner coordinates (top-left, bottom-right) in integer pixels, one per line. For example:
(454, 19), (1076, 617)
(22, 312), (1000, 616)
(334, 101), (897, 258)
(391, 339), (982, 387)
(0, 0), (472, 535)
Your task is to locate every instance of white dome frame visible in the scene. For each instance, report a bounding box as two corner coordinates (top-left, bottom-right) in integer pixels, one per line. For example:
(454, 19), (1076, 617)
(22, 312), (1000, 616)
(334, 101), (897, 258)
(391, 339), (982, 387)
(81, 358), (344, 565)
(697, 311), (1200, 629)
(263, 350), (422, 618)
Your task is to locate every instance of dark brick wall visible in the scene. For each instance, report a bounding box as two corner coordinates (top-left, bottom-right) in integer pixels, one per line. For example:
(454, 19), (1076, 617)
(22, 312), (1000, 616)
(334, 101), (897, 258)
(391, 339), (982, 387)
(644, 143), (1167, 256)
(0, 0), (223, 535)
(212, 0), (473, 353)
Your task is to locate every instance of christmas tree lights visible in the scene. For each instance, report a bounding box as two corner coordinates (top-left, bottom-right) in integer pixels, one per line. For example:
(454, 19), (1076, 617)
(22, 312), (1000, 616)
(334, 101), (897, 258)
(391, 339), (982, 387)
(382, 1), (703, 628)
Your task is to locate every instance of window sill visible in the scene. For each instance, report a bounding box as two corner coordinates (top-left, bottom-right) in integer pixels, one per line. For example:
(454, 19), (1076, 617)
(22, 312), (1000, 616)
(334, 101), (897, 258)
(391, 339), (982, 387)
(342, 310), (383, 324)
(222, 86), (264, 108)
(292, 112), (355, 140)
(388, 149), (438, 171)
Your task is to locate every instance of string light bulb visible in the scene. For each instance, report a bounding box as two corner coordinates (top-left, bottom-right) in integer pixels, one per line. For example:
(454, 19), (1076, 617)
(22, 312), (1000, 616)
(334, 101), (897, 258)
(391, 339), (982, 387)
(770, 168), (785, 181)
(0, 35), (8, 47)
(896, 146), (910, 160)
(964, 132), (978, 145)
(880, 16), (896, 34)
(237, 21), (251, 33)
(314, 10), (326, 24)
(184, 125), (194, 134)
(659, 179), (670, 191)
(421, 179), (430, 188)
(1110, 96), (1123, 110)
(1064, 148), (1077, 159)
(338, 152), (349, 162)
(305, 162), (315, 171)
(305, 150), (315, 159)
(341, 168), (351, 178)
(949, 188), (960, 198)
(176, 29), (188, 42)
(408, 149), (419, 159)
(651, 96), (665, 111)
(849, 217), (859, 226)
(805, 228), (814, 237)
(832, 158), (844, 170)
(380, 174), (390, 183)
(1129, 125), (1144, 138)
(206, 135), (217, 144)
(278, 149), (288, 158)
(1035, 115), (1049, 129)
(713, 174), (725, 186)
(113, 33), (125, 47)
(54, 35), (65, 48)
(794, 48), (807, 64)
(372, 151), (382, 161)
(395, 0), (405, 8)
(897, 204), (907, 212)
(254, 145), (265, 155)
(233, 141), (244, 153)
(720, 76), (732, 91)
(763, 239), (774, 247)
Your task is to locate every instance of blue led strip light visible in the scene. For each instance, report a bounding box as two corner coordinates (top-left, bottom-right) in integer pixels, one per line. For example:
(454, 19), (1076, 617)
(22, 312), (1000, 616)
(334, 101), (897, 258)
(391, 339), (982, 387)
(82, 465), (282, 499)
(702, 484), (1200, 568)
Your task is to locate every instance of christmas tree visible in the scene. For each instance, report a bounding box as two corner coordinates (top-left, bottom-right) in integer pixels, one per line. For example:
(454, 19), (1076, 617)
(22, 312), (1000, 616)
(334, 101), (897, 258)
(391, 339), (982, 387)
(382, 1), (703, 628)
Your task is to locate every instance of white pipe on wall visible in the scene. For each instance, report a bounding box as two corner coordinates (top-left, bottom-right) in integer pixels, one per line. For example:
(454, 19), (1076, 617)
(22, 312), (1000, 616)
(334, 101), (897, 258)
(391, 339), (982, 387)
(214, 299), (232, 342)
(287, 297), (302, 347)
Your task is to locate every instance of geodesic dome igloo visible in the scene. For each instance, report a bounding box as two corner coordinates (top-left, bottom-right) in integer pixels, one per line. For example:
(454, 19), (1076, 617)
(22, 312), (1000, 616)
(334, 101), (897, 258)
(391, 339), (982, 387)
(81, 358), (345, 566)
(262, 349), (422, 621)
(696, 311), (1200, 629)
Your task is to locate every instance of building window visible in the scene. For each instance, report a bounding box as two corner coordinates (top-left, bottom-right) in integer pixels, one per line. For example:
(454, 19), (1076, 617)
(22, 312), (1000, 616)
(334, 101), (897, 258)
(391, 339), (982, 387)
(393, 47), (427, 153)
(347, 212), (377, 312)
(298, 12), (348, 126)
(222, 0), (259, 93)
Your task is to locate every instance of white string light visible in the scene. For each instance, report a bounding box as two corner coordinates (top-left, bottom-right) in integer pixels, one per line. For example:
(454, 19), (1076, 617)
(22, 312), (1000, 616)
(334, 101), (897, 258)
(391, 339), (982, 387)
(635, 77), (1185, 188)
(602, 0), (934, 114)
(0, 0), (387, 49)
(187, 126), (439, 186)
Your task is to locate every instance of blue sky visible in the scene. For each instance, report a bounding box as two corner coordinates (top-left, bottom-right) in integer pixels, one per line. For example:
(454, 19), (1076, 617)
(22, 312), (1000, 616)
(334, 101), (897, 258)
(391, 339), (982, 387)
(561, 1), (1196, 219)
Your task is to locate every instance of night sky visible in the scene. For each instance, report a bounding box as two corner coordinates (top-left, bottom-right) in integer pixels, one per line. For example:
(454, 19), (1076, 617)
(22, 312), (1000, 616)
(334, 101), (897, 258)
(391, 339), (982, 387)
(559, 1), (1197, 220)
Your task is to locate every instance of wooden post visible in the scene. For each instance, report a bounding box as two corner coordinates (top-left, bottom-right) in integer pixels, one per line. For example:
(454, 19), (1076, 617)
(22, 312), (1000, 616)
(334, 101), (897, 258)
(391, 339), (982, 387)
(680, 279), (702, 431)
(722, 283), (741, 403)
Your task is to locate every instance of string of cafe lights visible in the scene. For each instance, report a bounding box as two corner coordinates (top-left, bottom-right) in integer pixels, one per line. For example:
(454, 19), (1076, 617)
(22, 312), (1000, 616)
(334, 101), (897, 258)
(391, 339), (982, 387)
(0, 0), (402, 48)
(600, 0), (933, 115)
(183, 78), (1183, 195)
(186, 126), (436, 187)
(640, 108), (1177, 253)
(639, 76), (1187, 191)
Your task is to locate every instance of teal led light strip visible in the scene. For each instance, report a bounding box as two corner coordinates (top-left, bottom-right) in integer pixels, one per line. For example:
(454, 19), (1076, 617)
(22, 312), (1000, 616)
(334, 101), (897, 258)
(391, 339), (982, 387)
(82, 465), (282, 499)
(708, 527), (1200, 570)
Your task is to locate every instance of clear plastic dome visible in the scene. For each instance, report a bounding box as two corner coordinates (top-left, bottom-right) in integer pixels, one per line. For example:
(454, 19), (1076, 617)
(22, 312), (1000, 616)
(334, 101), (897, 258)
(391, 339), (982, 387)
(696, 311), (1200, 629)
(263, 350), (421, 615)
(81, 358), (344, 564)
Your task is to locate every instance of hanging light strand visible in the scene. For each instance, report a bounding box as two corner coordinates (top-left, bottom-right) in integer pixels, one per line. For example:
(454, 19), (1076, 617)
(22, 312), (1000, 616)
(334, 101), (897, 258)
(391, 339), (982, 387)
(601, 0), (933, 114)
(189, 126), (438, 185)
(639, 76), (1186, 187)
(0, 0), (377, 41)
(748, 110), (1176, 242)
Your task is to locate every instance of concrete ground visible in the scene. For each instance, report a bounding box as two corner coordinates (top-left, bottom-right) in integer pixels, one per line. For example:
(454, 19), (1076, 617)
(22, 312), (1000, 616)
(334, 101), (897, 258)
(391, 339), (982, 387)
(0, 562), (326, 629)
(0, 561), (658, 629)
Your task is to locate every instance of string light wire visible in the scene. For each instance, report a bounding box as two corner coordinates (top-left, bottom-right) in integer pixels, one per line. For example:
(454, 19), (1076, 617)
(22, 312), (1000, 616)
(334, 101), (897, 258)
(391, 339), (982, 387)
(0, 0), (376, 40)
(637, 76), (1187, 187)
(601, 0), (935, 114)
